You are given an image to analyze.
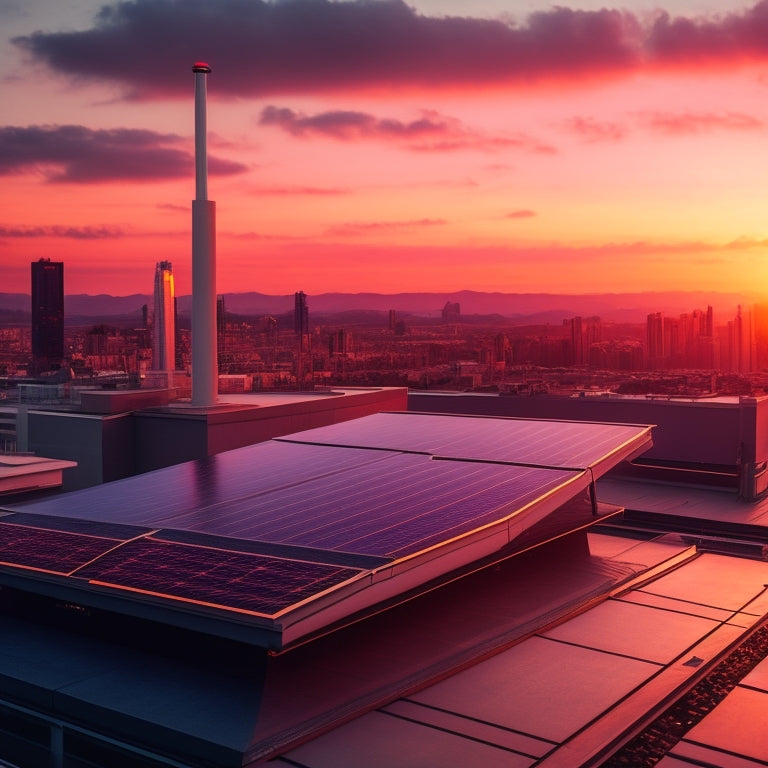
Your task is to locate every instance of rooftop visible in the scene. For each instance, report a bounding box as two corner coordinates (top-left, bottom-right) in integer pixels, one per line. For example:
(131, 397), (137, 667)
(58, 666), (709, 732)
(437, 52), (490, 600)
(1, 407), (767, 767)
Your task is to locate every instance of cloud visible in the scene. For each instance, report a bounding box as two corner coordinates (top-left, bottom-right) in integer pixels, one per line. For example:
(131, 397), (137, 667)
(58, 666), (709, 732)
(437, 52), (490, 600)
(327, 218), (447, 236)
(0, 224), (124, 239)
(563, 117), (629, 142)
(251, 185), (348, 196)
(260, 106), (449, 140)
(0, 125), (247, 182)
(260, 106), (555, 153)
(640, 111), (764, 135)
(156, 202), (188, 212)
(18, 0), (768, 99)
(505, 210), (537, 219)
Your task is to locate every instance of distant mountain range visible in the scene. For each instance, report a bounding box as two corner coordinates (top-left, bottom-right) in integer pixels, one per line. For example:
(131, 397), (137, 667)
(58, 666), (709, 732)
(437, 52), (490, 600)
(0, 290), (756, 324)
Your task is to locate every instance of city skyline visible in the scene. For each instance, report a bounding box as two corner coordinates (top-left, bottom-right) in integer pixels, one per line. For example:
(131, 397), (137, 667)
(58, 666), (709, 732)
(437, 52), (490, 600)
(4, 1), (768, 298)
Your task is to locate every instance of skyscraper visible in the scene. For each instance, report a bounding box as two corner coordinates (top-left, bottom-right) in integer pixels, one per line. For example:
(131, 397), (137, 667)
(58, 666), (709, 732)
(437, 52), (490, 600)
(646, 312), (665, 369)
(152, 261), (176, 372)
(30, 258), (64, 370)
(294, 291), (308, 338)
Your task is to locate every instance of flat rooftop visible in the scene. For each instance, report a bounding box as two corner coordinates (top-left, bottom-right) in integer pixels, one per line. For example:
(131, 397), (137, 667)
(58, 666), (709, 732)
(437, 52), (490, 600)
(0, 454), (76, 496)
(1, 412), (652, 650)
(3, 410), (768, 767)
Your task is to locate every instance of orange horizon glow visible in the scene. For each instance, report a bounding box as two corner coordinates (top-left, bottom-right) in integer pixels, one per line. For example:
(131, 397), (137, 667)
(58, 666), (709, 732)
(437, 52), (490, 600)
(4, 1), (768, 301)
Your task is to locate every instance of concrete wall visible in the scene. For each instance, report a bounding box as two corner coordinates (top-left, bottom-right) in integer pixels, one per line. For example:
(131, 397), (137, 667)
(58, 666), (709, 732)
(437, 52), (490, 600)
(27, 411), (104, 490)
(133, 388), (408, 474)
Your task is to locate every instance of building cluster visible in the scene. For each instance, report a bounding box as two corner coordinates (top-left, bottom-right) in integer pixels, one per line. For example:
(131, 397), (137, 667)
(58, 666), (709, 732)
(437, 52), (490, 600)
(6, 262), (768, 400)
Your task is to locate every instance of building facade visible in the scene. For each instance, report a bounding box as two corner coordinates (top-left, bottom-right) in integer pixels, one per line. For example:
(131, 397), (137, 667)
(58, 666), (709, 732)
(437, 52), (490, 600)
(30, 258), (64, 370)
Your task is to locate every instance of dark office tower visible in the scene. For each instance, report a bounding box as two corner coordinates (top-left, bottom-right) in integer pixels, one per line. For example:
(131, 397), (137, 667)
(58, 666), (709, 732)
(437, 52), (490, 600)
(329, 329), (348, 356)
(294, 291), (308, 337)
(31, 258), (64, 370)
(388, 309), (396, 331)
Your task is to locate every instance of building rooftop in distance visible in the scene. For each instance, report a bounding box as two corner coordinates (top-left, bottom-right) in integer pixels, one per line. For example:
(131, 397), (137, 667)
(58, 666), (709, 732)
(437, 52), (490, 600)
(0, 453), (76, 497)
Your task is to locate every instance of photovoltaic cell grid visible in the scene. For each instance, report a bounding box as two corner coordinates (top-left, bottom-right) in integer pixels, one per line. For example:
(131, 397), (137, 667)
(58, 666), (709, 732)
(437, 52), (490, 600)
(157, 453), (583, 558)
(8, 441), (394, 528)
(74, 537), (362, 616)
(277, 412), (650, 469)
(0, 521), (121, 575)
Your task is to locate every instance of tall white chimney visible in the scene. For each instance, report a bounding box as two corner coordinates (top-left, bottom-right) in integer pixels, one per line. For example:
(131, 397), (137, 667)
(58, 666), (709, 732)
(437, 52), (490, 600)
(191, 62), (218, 406)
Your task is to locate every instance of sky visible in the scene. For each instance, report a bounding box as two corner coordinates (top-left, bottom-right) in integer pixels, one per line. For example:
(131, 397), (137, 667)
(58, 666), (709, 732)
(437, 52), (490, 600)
(3, 0), (768, 299)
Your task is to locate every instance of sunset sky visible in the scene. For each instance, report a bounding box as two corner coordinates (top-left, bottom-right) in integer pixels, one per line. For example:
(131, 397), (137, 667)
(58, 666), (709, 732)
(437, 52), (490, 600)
(4, 0), (768, 298)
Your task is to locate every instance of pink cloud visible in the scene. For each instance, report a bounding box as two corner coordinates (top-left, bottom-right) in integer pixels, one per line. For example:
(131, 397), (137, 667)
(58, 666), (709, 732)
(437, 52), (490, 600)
(260, 106), (555, 153)
(0, 125), (247, 183)
(641, 111), (764, 135)
(0, 224), (123, 239)
(327, 218), (447, 236)
(251, 185), (348, 196)
(563, 117), (629, 142)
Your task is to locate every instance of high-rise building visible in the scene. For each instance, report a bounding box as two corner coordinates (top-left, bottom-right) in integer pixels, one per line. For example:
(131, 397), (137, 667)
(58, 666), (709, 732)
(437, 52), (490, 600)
(294, 291), (308, 339)
(30, 258), (64, 370)
(646, 312), (665, 369)
(329, 329), (349, 357)
(152, 261), (176, 372)
(567, 316), (584, 366)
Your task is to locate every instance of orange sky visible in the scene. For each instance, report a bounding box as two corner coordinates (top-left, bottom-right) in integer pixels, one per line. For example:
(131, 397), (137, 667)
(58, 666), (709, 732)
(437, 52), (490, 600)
(3, 1), (768, 299)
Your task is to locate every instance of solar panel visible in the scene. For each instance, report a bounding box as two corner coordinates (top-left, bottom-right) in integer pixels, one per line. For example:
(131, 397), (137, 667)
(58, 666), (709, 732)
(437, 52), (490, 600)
(10, 441), (393, 527)
(0, 412), (653, 649)
(0, 521), (121, 575)
(74, 538), (362, 617)
(276, 412), (651, 469)
(121, 454), (580, 558)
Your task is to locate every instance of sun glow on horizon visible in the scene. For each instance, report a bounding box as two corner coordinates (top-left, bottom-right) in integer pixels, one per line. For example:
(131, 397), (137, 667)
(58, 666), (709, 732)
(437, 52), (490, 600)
(3, 0), (768, 299)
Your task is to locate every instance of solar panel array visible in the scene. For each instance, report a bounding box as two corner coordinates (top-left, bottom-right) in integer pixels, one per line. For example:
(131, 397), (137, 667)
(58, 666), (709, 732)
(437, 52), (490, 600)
(0, 413), (653, 646)
(276, 411), (650, 469)
(75, 536), (362, 616)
